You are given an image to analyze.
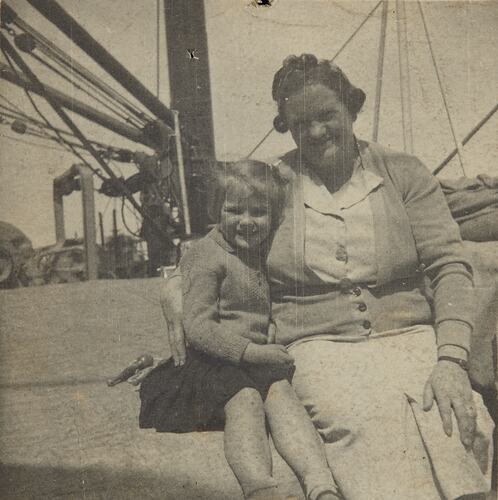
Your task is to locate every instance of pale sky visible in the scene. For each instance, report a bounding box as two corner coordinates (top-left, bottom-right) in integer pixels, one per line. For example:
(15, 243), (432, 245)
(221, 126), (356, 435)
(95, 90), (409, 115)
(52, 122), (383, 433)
(1, 0), (497, 246)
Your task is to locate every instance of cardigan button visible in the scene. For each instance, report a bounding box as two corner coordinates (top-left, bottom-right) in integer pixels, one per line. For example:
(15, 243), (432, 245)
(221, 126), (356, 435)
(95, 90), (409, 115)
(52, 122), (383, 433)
(352, 287), (362, 296)
(362, 320), (372, 330)
(335, 246), (348, 262)
(358, 302), (367, 312)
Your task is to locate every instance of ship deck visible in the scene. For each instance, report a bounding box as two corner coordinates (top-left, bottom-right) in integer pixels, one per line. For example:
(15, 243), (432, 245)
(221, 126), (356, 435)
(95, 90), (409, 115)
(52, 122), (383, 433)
(0, 279), (300, 499)
(1, 241), (497, 499)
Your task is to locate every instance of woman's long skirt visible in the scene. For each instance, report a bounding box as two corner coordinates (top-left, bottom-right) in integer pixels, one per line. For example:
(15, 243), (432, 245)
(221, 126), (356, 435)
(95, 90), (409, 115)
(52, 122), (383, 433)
(288, 325), (494, 500)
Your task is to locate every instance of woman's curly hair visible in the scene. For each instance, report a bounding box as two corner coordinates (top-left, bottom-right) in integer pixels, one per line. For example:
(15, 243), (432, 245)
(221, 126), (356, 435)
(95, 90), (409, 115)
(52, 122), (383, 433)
(272, 54), (366, 133)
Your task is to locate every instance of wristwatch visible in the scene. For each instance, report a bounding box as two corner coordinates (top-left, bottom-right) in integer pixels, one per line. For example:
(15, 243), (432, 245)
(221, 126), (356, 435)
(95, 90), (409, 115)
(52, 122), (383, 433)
(438, 355), (469, 371)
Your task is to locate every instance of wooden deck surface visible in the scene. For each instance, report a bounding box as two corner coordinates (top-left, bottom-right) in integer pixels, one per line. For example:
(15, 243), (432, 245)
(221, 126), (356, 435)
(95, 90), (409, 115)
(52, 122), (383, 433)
(2, 241), (497, 499)
(0, 279), (301, 499)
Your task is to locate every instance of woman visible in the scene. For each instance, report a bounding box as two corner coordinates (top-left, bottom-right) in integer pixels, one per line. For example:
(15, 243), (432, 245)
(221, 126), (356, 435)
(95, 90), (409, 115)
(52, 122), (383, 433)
(160, 54), (494, 499)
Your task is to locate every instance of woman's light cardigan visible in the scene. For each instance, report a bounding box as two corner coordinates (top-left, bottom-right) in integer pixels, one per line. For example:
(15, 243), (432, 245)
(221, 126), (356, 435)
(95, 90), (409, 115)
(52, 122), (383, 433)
(267, 140), (474, 353)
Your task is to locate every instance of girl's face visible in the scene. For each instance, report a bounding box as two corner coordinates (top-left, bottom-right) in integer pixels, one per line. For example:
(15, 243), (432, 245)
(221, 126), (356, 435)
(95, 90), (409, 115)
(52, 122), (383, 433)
(220, 182), (272, 250)
(283, 83), (355, 172)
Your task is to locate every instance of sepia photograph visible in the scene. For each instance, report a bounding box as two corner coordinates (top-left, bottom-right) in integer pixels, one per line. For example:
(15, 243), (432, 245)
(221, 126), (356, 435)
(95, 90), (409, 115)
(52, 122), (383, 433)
(0, 1), (497, 498)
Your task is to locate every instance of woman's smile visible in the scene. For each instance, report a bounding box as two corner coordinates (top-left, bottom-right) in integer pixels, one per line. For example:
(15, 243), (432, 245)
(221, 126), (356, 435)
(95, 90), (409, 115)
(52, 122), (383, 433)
(283, 83), (355, 174)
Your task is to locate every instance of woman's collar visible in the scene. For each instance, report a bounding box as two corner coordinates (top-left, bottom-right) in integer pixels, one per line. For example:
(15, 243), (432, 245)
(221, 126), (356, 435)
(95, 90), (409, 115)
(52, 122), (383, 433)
(301, 163), (382, 213)
(292, 140), (383, 212)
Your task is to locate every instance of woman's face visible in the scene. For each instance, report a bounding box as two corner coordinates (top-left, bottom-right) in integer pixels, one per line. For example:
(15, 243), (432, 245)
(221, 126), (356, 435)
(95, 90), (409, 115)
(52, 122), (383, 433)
(282, 83), (355, 171)
(220, 182), (272, 251)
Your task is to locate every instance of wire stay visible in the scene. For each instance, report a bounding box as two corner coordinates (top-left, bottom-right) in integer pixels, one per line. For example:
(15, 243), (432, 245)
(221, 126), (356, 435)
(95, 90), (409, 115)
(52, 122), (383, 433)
(417, 0), (466, 176)
(245, 1), (383, 158)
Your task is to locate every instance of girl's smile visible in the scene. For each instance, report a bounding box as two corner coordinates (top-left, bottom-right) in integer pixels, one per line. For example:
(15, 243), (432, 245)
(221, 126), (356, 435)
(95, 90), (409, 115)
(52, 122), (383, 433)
(220, 183), (272, 250)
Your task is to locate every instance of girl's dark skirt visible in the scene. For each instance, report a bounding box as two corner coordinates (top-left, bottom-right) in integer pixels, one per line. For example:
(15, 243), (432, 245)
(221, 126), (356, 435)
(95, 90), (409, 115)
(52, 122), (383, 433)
(139, 350), (290, 433)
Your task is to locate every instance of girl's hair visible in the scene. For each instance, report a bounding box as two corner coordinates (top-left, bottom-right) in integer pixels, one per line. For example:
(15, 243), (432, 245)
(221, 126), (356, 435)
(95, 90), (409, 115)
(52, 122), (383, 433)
(208, 159), (287, 227)
(271, 53), (366, 133)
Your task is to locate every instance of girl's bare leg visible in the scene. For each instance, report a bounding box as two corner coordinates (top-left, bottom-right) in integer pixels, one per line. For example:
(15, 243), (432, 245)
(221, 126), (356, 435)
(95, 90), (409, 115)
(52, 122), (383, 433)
(264, 380), (340, 500)
(224, 387), (281, 499)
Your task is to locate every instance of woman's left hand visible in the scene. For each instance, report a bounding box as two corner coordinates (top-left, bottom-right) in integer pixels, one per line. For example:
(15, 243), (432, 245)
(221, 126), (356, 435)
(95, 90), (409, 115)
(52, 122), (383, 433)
(423, 360), (476, 449)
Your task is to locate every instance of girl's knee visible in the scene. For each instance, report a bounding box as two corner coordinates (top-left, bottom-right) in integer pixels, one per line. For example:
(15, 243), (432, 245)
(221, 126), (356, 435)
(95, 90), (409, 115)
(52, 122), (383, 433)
(265, 379), (295, 407)
(268, 379), (293, 396)
(236, 387), (263, 404)
(225, 387), (264, 415)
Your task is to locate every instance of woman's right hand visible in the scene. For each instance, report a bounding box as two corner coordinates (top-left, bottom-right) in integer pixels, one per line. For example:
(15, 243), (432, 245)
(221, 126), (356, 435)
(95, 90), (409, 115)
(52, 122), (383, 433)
(242, 343), (294, 368)
(159, 273), (187, 366)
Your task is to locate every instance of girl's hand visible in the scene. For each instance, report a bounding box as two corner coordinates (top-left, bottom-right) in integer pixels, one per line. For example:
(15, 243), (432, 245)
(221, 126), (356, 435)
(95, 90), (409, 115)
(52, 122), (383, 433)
(243, 343), (294, 368)
(267, 321), (277, 344)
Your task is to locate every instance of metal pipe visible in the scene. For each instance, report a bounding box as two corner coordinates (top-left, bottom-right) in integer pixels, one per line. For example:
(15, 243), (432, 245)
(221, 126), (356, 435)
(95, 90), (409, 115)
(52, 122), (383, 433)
(0, 62), (154, 148)
(433, 102), (498, 175)
(173, 111), (191, 236)
(26, 0), (175, 129)
(98, 212), (105, 247)
(78, 165), (99, 280)
(372, 1), (388, 142)
(53, 178), (65, 243)
(53, 164), (98, 280)
(112, 208), (119, 277)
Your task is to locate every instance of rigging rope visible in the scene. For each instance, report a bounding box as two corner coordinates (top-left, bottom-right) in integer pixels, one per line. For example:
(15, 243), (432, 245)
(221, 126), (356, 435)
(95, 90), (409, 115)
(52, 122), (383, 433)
(156, 0), (160, 98)
(0, 116), (53, 139)
(0, 118), (109, 156)
(0, 101), (37, 122)
(0, 101), (123, 151)
(331, 0), (383, 62)
(23, 38), (148, 128)
(2, 33), (171, 241)
(0, 67), (82, 155)
(2, 46), (108, 181)
(0, 98), (78, 152)
(372, 0), (388, 143)
(36, 42), (146, 125)
(433, 101), (498, 175)
(101, 194), (113, 219)
(28, 50), (144, 128)
(121, 196), (142, 237)
(417, 0), (466, 176)
(0, 91), (28, 115)
(10, 12), (155, 125)
(0, 131), (90, 154)
(245, 126), (275, 159)
(0, 101), (42, 120)
(0, 94), (64, 143)
(395, 0), (414, 153)
(246, 0), (383, 159)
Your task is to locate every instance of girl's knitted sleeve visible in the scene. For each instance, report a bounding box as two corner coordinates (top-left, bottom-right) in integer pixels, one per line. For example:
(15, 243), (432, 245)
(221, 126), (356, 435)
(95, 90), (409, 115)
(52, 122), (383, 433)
(179, 240), (251, 364)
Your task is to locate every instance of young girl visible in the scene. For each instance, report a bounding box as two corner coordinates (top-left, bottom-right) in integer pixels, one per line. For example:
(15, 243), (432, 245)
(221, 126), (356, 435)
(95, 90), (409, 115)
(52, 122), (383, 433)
(139, 160), (339, 500)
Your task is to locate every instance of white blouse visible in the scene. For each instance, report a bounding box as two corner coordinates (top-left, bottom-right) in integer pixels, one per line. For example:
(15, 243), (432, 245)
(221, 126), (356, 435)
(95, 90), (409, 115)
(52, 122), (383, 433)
(302, 161), (383, 284)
